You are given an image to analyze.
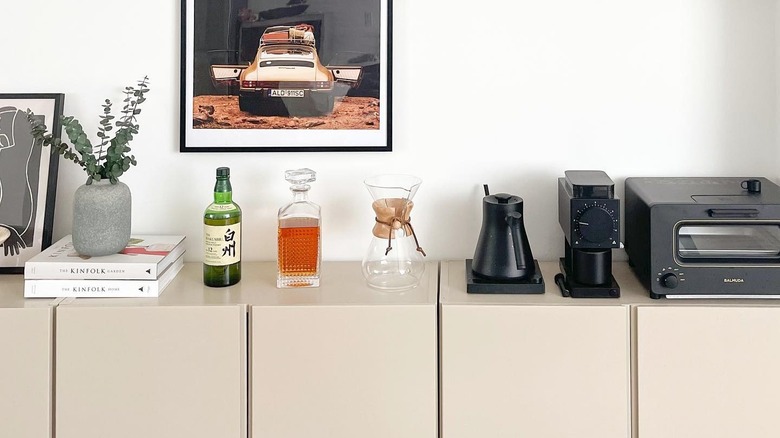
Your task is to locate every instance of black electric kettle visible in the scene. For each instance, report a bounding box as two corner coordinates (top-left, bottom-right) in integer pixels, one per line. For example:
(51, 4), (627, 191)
(472, 186), (536, 281)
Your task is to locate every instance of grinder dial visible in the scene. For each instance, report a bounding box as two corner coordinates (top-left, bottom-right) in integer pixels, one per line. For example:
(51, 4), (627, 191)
(574, 204), (618, 244)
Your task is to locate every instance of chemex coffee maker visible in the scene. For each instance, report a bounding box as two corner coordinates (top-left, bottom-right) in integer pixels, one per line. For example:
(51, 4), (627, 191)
(466, 185), (544, 294)
(554, 170), (620, 298)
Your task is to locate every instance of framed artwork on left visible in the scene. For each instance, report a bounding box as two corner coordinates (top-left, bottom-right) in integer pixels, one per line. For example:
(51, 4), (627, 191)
(0, 94), (63, 273)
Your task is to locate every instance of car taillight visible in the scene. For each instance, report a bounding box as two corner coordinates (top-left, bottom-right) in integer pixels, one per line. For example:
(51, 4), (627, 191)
(314, 81), (332, 89)
(241, 80), (259, 88)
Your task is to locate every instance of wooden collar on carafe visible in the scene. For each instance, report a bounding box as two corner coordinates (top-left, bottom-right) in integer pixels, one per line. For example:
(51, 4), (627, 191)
(372, 198), (426, 257)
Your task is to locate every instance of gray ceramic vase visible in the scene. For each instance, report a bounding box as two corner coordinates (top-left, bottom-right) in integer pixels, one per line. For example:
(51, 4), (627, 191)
(72, 179), (131, 256)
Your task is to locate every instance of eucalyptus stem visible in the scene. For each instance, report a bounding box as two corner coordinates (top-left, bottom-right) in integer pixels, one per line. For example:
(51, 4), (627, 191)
(26, 76), (150, 185)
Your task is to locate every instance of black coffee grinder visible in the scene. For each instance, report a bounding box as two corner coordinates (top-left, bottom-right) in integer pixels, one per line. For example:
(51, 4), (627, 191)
(466, 185), (544, 294)
(555, 170), (620, 298)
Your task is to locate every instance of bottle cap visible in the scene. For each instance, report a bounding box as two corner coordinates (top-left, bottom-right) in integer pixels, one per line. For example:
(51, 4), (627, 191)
(217, 167), (230, 177)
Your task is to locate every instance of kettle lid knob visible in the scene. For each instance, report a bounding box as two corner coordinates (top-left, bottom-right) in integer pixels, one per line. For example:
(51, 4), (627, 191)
(486, 193), (522, 205)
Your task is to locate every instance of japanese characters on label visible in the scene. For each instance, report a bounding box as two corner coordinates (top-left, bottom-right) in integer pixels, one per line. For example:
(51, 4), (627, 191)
(204, 224), (241, 266)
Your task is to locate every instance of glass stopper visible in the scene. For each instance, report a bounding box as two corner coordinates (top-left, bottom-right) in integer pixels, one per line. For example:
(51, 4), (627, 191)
(285, 168), (316, 185)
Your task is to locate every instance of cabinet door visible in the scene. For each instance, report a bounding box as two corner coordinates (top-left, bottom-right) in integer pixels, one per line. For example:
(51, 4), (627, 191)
(637, 306), (780, 438)
(56, 306), (246, 438)
(252, 305), (437, 438)
(441, 305), (630, 438)
(0, 308), (52, 438)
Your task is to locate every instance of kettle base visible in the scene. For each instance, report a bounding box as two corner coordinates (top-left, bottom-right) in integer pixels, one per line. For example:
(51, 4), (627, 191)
(465, 259), (545, 294)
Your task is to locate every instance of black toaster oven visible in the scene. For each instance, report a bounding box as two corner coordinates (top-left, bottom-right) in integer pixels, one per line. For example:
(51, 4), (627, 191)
(625, 177), (780, 298)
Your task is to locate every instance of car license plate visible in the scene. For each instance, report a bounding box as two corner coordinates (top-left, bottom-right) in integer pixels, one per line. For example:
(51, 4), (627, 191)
(270, 89), (304, 98)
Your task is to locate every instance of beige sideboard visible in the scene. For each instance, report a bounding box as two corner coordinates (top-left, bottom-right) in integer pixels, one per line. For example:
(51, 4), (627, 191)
(0, 262), (437, 438)
(441, 260), (780, 438)
(0, 286), (53, 438)
(4, 259), (780, 438)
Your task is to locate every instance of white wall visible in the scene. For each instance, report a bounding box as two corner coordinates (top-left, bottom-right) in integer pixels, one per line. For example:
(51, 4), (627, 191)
(2, 0), (777, 263)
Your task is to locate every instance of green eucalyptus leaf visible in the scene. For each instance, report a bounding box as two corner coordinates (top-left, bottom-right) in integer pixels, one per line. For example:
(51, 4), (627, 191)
(24, 76), (148, 182)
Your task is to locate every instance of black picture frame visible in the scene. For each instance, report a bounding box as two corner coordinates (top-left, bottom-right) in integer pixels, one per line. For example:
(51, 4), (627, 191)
(0, 93), (63, 274)
(180, 0), (392, 152)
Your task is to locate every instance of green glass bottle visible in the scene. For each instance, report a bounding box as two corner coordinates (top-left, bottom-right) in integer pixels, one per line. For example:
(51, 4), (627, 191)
(203, 167), (241, 287)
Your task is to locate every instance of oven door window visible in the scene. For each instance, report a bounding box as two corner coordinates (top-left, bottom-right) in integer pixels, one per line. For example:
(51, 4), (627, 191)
(677, 224), (780, 262)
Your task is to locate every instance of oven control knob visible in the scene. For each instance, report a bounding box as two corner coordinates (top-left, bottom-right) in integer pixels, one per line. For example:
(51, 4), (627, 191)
(575, 207), (615, 243)
(660, 273), (679, 289)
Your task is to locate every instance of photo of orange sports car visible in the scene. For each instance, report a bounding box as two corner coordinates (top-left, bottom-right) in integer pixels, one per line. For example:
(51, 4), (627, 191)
(211, 24), (362, 116)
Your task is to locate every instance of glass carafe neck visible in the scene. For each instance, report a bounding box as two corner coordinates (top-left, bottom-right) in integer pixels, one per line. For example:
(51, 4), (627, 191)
(291, 185), (310, 202)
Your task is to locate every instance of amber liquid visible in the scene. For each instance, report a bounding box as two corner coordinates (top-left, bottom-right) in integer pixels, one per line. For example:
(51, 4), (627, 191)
(278, 219), (320, 281)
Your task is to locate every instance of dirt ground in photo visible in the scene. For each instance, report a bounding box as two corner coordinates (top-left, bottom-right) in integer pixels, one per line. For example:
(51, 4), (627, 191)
(192, 95), (380, 130)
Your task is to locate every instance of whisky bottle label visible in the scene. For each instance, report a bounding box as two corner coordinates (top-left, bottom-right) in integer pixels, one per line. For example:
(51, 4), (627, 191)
(204, 223), (241, 266)
(209, 204), (238, 212)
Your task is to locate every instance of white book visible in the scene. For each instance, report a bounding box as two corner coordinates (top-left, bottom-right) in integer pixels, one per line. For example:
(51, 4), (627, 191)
(25, 235), (186, 280)
(24, 254), (185, 298)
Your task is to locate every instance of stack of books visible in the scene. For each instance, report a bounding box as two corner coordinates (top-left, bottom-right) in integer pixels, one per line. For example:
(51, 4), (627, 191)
(24, 235), (186, 298)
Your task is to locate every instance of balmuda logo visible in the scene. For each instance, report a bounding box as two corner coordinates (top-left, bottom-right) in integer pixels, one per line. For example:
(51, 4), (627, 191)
(723, 278), (745, 283)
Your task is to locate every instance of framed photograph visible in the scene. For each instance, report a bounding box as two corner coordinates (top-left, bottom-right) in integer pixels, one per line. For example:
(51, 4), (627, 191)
(181, 0), (392, 152)
(0, 94), (63, 273)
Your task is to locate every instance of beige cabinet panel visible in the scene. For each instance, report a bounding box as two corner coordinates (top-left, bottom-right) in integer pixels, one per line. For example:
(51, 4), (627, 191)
(637, 306), (780, 438)
(440, 261), (631, 438)
(441, 305), (630, 438)
(56, 306), (246, 438)
(0, 307), (52, 438)
(252, 305), (437, 438)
